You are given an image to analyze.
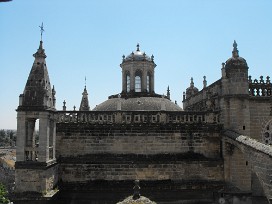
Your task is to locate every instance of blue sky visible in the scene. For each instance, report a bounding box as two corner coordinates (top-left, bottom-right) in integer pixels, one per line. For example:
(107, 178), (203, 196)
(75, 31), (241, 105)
(0, 0), (271, 129)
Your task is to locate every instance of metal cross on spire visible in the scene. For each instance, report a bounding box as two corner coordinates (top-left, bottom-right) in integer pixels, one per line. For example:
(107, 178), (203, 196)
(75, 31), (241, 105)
(39, 22), (45, 41)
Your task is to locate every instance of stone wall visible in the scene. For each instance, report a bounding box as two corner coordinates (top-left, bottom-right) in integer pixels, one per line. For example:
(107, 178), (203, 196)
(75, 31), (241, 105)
(223, 130), (272, 201)
(56, 123), (223, 187)
(249, 98), (271, 141)
(15, 163), (58, 194)
(59, 160), (223, 183)
(56, 124), (221, 158)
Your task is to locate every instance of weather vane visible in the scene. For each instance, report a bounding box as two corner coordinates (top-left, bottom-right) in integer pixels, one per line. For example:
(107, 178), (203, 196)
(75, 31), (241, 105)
(39, 22), (45, 41)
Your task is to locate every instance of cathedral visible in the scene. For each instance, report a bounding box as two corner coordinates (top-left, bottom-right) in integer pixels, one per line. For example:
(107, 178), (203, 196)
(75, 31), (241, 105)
(13, 37), (272, 204)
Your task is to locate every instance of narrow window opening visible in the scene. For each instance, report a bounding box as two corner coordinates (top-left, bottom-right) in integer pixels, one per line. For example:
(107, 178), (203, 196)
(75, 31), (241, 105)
(246, 161), (248, 166)
(243, 126), (245, 130)
(126, 74), (130, 92)
(147, 74), (150, 92)
(135, 75), (141, 92)
(48, 119), (54, 160)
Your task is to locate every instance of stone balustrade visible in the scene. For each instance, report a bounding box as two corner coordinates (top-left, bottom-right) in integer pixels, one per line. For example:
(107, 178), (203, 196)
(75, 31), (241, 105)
(249, 76), (272, 97)
(56, 110), (220, 124)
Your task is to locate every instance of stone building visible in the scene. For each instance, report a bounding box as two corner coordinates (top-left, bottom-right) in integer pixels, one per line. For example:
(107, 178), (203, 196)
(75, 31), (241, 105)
(13, 39), (272, 203)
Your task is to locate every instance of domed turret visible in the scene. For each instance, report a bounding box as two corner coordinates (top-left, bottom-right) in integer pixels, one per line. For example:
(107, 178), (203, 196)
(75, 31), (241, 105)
(93, 44), (182, 111)
(223, 40), (249, 95)
(225, 40), (248, 70)
(186, 77), (199, 99)
(120, 44), (156, 96)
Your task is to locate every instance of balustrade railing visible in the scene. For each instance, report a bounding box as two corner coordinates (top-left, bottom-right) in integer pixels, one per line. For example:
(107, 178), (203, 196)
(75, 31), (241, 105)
(24, 147), (38, 161)
(249, 75), (272, 96)
(57, 111), (220, 124)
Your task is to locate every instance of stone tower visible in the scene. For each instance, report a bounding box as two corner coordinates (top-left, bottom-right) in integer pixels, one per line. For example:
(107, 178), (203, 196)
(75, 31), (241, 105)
(15, 40), (58, 197)
(221, 41), (250, 135)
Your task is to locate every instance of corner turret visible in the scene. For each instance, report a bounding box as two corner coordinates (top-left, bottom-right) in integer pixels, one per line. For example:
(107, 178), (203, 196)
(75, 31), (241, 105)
(223, 40), (249, 95)
(186, 77), (199, 99)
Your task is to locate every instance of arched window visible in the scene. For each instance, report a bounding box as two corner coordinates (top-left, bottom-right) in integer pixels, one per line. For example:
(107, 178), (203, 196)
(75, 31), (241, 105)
(126, 74), (130, 92)
(135, 72), (142, 92)
(147, 73), (150, 92)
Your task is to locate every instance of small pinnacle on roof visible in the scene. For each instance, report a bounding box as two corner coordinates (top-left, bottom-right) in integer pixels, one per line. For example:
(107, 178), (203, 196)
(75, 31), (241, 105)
(151, 54), (154, 61)
(63, 100), (66, 111)
(167, 86), (170, 100)
(190, 77), (194, 87)
(232, 40), (239, 58)
(136, 43), (140, 51)
(203, 76), (207, 88)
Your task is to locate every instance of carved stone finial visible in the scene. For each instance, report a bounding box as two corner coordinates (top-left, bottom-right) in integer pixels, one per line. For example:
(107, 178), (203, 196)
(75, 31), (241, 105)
(190, 77), (194, 87)
(133, 180), (141, 200)
(266, 76), (270, 84)
(73, 105), (76, 111)
(260, 76), (264, 83)
(63, 100), (66, 111)
(233, 40), (237, 50)
(203, 76), (207, 88)
(167, 86), (170, 100)
(222, 62), (225, 69)
(52, 85), (56, 96)
(122, 54), (125, 61)
(232, 40), (239, 58)
(151, 54), (154, 61)
(136, 43), (140, 51)
(248, 76), (252, 83)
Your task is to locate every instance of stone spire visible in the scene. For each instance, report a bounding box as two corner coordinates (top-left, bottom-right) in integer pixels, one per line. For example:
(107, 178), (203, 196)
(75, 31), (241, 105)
(79, 79), (90, 111)
(18, 40), (55, 111)
(232, 40), (239, 58)
(167, 85), (170, 100)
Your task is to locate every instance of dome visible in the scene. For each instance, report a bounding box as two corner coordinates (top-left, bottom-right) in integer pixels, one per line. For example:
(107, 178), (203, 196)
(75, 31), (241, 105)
(123, 44), (153, 62)
(93, 97), (182, 111)
(225, 56), (248, 69)
(225, 40), (248, 69)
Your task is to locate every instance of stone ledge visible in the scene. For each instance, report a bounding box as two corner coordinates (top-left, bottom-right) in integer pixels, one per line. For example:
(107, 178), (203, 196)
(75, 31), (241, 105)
(58, 153), (223, 164)
(15, 160), (58, 169)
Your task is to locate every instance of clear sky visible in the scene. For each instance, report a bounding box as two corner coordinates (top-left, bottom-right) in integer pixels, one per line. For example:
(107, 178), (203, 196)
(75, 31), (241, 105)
(0, 0), (271, 129)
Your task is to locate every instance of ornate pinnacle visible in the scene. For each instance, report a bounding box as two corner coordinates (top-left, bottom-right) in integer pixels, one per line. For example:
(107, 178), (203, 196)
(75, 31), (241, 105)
(232, 40), (239, 58)
(233, 40), (237, 51)
(151, 54), (154, 61)
(136, 43), (140, 51)
(190, 77), (194, 87)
